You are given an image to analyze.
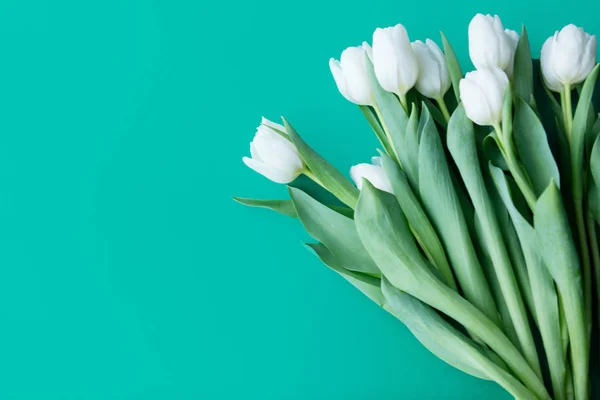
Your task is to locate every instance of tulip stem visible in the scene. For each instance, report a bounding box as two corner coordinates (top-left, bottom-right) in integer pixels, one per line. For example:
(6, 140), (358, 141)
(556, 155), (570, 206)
(303, 169), (326, 190)
(493, 124), (537, 210)
(563, 84), (573, 138)
(373, 105), (401, 166)
(399, 94), (408, 113)
(436, 97), (451, 123)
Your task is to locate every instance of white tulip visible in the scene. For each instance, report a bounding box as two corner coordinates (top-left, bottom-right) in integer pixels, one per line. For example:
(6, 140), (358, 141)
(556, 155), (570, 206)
(242, 119), (305, 184)
(371, 24), (419, 97)
(459, 68), (509, 127)
(540, 24), (597, 92)
(412, 39), (451, 99)
(329, 45), (374, 105)
(468, 14), (517, 74)
(350, 157), (393, 193)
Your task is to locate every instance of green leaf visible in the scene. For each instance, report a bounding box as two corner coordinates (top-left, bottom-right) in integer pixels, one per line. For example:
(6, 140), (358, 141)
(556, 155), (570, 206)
(483, 133), (509, 170)
(234, 197), (353, 219)
(534, 181), (588, 400)
(447, 104), (541, 377)
(304, 242), (384, 306)
(306, 241), (529, 399)
(571, 64), (600, 202)
(513, 99), (560, 196)
(440, 32), (462, 103)
(542, 82), (564, 127)
(289, 187), (378, 275)
(486, 175), (536, 325)
(381, 279), (488, 380)
(513, 26), (534, 105)
(590, 135), (600, 223)
(589, 179), (600, 223)
(421, 97), (447, 128)
(233, 197), (297, 218)
(354, 181), (548, 399)
(379, 152), (456, 290)
(364, 57), (410, 170)
(382, 279), (537, 399)
(417, 117), (500, 326)
(403, 104), (420, 190)
(490, 166), (566, 400)
(359, 105), (395, 157)
(283, 119), (359, 208)
(586, 114), (600, 157)
(473, 213), (519, 347)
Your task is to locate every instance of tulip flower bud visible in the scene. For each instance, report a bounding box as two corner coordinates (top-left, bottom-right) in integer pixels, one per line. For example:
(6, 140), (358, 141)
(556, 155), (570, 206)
(242, 118), (305, 184)
(329, 45), (375, 106)
(371, 24), (419, 97)
(540, 24), (597, 92)
(350, 157), (393, 193)
(468, 14), (517, 74)
(459, 68), (509, 127)
(412, 39), (451, 99)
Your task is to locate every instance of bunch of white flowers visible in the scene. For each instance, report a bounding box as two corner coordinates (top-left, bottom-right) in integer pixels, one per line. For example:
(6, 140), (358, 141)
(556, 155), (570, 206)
(238, 13), (600, 400)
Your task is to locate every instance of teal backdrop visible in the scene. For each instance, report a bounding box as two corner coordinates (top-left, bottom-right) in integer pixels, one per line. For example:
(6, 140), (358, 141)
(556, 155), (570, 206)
(0, 0), (595, 398)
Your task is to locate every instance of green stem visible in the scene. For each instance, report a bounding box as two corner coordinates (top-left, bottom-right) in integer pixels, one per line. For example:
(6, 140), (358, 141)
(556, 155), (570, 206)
(303, 169), (327, 190)
(399, 93), (408, 113)
(427, 280), (550, 399)
(564, 84), (573, 140)
(436, 96), (451, 123)
(373, 105), (401, 166)
(493, 124), (537, 210)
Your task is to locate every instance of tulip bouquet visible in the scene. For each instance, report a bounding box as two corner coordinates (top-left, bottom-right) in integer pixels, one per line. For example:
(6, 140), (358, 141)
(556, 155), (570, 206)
(236, 13), (600, 400)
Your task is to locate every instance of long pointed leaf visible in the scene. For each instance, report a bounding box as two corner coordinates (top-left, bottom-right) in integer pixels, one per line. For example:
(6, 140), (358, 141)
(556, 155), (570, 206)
(417, 118), (500, 326)
(534, 181), (588, 400)
(283, 119), (359, 208)
(447, 104), (541, 377)
(440, 32), (462, 103)
(289, 187), (378, 275)
(380, 152), (456, 290)
(490, 167), (567, 400)
(354, 181), (549, 399)
(513, 100), (560, 195)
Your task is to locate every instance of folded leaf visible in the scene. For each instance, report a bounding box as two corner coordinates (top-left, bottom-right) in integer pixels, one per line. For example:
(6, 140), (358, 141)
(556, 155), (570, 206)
(447, 104), (541, 377)
(513, 26), (534, 106)
(403, 105), (420, 190)
(380, 152), (456, 290)
(306, 242), (528, 392)
(360, 105), (395, 157)
(513, 100), (560, 196)
(483, 133), (509, 171)
(534, 181), (588, 400)
(305, 242), (383, 305)
(354, 181), (549, 399)
(490, 166), (566, 400)
(289, 187), (378, 275)
(571, 64), (600, 203)
(364, 57), (410, 170)
(440, 32), (462, 103)
(234, 197), (354, 219)
(233, 197), (297, 218)
(418, 118), (500, 326)
(283, 119), (359, 208)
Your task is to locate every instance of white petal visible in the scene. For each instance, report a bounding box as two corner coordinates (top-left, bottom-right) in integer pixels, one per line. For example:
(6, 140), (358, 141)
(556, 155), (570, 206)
(261, 117), (286, 134)
(243, 157), (300, 184)
(350, 163), (393, 193)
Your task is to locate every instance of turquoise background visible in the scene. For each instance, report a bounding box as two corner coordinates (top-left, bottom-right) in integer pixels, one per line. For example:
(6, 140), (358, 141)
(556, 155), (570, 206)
(0, 0), (595, 398)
